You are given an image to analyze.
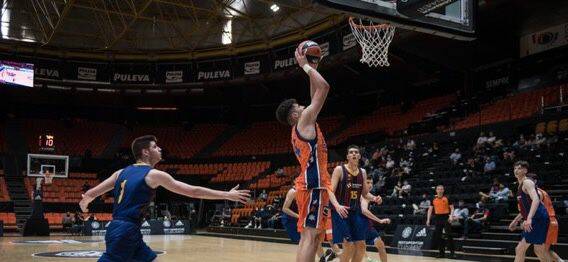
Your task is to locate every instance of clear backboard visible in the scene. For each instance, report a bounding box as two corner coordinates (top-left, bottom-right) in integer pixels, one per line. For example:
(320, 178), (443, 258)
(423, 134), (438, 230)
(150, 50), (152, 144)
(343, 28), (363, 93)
(27, 154), (69, 178)
(314, 0), (476, 40)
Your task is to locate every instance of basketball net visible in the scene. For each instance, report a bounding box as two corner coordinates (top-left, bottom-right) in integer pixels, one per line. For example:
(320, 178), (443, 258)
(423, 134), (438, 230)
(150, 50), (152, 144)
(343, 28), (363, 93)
(349, 17), (396, 67)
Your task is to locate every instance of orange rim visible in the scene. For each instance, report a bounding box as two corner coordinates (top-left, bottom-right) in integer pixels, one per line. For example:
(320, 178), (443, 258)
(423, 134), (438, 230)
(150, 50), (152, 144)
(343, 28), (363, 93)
(349, 17), (393, 29)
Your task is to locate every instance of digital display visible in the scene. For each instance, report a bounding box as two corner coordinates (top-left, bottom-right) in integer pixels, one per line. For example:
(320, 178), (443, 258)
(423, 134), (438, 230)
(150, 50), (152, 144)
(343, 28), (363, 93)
(0, 61), (34, 87)
(38, 134), (55, 152)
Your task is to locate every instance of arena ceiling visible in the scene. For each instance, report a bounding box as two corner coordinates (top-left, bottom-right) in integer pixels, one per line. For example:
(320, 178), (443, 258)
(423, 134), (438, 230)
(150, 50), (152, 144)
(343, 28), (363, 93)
(0, 0), (342, 59)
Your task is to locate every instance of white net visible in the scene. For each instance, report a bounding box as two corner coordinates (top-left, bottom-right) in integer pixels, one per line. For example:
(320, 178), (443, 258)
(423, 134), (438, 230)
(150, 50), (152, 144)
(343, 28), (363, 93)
(349, 17), (396, 67)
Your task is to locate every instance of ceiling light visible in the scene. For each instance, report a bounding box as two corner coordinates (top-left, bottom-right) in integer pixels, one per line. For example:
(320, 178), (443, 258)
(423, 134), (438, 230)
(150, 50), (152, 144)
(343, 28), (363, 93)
(270, 4), (280, 12)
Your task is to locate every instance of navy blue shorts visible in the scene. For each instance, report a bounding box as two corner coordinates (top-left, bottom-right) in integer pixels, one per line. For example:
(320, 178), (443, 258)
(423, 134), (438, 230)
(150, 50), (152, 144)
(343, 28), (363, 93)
(366, 227), (381, 246)
(281, 214), (301, 243)
(99, 220), (157, 262)
(522, 207), (550, 245)
(331, 210), (367, 244)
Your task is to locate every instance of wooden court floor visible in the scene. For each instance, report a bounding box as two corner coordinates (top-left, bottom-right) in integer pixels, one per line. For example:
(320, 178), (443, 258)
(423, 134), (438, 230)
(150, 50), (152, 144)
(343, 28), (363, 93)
(0, 235), (469, 261)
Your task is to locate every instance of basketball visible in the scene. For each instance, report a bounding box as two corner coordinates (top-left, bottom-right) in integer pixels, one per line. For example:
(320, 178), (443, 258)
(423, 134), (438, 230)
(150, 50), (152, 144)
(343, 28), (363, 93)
(298, 40), (322, 64)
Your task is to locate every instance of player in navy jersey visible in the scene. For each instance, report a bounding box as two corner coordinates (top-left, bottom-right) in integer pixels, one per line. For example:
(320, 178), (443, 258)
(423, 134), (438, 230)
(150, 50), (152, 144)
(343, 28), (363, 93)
(361, 176), (390, 262)
(331, 145), (382, 262)
(79, 135), (250, 262)
(511, 161), (550, 262)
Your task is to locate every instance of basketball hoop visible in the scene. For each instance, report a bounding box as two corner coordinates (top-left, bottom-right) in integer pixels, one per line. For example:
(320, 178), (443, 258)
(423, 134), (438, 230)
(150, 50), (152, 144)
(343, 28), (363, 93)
(349, 17), (396, 67)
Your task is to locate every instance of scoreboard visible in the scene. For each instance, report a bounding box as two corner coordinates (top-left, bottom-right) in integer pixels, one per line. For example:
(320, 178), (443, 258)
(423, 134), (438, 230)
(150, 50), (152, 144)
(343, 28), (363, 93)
(38, 134), (55, 153)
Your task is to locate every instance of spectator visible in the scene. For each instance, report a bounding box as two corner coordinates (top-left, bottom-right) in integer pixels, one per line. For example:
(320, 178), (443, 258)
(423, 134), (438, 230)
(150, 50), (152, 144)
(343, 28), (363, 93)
(401, 180), (412, 198)
(483, 157), (496, 173)
(390, 181), (403, 198)
(82, 181), (91, 193)
(513, 134), (527, 149)
(487, 132), (496, 145)
(414, 193), (431, 215)
(406, 139), (416, 151)
(451, 200), (469, 228)
(534, 132), (546, 147)
(259, 190), (268, 201)
(490, 183), (511, 203)
(449, 148), (462, 164)
(464, 204), (490, 238)
(62, 212), (73, 231)
(385, 156), (395, 170)
(477, 132), (488, 146)
(480, 179), (500, 199)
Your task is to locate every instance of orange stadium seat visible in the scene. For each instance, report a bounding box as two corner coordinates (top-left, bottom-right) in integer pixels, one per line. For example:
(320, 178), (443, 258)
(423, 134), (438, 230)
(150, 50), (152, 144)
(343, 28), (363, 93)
(123, 124), (227, 159)
(22, 118), (119, 156)
(24, 176), (100, 203)
(453, 85), (561, 130)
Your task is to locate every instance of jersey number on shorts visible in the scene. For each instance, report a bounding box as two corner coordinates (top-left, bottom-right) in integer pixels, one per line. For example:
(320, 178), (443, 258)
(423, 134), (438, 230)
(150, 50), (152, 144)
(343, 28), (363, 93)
(118, 180), (127, 204)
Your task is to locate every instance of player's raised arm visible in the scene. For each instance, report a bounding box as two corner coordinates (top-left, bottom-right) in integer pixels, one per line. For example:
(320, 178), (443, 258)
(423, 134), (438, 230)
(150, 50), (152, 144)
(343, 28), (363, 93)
(282, 188), (299, 219)
(147, 169), (250, 204)
(361, 198), (390, 225)
(80, 169), (121, 212)
(295, 48), (330, 127)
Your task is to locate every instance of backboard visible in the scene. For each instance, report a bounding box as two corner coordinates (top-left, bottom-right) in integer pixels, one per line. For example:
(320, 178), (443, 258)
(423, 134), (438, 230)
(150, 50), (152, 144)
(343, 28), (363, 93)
(27, 153), (69, 178)
(314, 0), (476, 40)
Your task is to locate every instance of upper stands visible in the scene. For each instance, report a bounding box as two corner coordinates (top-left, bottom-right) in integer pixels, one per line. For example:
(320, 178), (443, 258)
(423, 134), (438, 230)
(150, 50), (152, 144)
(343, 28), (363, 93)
(22, 119), (119, 157)
(123, 123), (227, 159)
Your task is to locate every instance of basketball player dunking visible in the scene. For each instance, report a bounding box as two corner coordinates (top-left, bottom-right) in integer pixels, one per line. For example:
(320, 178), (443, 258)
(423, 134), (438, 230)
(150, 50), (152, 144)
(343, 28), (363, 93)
(79, 135), (250, 262)
(276, 45), (348, 262)
(331, 145), (382, 262)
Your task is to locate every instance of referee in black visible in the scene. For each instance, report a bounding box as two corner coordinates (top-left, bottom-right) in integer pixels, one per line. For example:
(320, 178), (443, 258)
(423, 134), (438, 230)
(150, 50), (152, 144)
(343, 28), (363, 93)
(426, 185), (456, 258)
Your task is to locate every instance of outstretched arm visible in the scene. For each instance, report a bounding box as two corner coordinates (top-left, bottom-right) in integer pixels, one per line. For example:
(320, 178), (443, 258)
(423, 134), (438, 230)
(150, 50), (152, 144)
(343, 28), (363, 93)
(361, 198), (390, 224)
(80, 169), (121, 212)
(296, 48), (330, 128)
(148, 170), (250, 203)
(282, 189), (299, 219)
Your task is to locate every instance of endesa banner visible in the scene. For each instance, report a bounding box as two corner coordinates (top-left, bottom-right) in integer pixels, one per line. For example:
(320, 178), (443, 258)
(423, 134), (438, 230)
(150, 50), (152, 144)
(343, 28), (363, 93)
(25, 23), (359, 86)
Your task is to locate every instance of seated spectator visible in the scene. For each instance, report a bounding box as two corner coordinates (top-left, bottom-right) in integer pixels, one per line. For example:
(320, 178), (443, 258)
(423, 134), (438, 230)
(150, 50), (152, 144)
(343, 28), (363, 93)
(513, 134), (527, 149)
(385, 156), (395, 170)
(464, 204), (490, 238)
(401, 180), (412, 198)
(259, 190), (268, 201)
(490, 184), (511, 203)
(62, 212), (73, 231)
(479, 179), (500, 199)
(483, 157), (496, 174)
(477, 132), (488, 146)
(406, 139), (416, 151)
(414, 193), (431, 215)
(451, 200), (469, 227)
(534, 132), (546, 147)
(487, 131), (496, 145)
(449, 148), (462, 164)
(390, 181), (403, 198)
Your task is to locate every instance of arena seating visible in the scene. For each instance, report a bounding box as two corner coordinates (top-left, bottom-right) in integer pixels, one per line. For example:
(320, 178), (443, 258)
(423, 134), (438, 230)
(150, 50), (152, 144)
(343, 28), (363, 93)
(213, 117), (342, 157)
(210, 162), (271, 183)
(0, 212), (16, 226)
(22, 119), (119, 157)
(331, 95), (456, 144)
(0, 176), (10, 201)
(453, 85), (561, 130)
(123, 123), (227, 159)
(156, 163), (225, 177)
(23, 174), (102, 203)
(44, 213), (113, 228)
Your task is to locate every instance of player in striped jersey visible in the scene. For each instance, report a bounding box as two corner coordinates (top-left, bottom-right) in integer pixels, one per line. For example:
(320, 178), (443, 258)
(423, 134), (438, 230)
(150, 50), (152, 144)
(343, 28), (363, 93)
(276, 46), (348, 262)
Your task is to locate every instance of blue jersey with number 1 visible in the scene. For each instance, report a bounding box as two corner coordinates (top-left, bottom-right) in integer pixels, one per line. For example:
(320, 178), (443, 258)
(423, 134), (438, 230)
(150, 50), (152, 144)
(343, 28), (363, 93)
(112, 164), (155, 224)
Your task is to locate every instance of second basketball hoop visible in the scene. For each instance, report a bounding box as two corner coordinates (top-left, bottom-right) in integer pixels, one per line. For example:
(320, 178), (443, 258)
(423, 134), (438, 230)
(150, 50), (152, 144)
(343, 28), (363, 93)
(348, 17), (396, 67)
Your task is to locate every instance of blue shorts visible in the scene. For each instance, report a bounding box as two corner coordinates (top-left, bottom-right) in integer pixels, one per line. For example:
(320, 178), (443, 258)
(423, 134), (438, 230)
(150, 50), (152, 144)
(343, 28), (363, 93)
(522, 207), (550, 245)
(99, 220), (157, 262)
(366, 226), (381, 246)
(331, 210), (367, 244)
(281, 214), (301, 243)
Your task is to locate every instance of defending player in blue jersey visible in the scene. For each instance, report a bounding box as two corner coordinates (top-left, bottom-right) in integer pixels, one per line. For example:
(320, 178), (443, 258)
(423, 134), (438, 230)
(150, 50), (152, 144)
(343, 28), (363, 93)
(79, 135), (250, 262)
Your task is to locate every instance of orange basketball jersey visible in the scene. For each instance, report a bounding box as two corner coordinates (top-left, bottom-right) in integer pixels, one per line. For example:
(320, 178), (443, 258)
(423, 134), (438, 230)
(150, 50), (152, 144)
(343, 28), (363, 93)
(539, 188), (558, 246)
(291, 124), (330, 191)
